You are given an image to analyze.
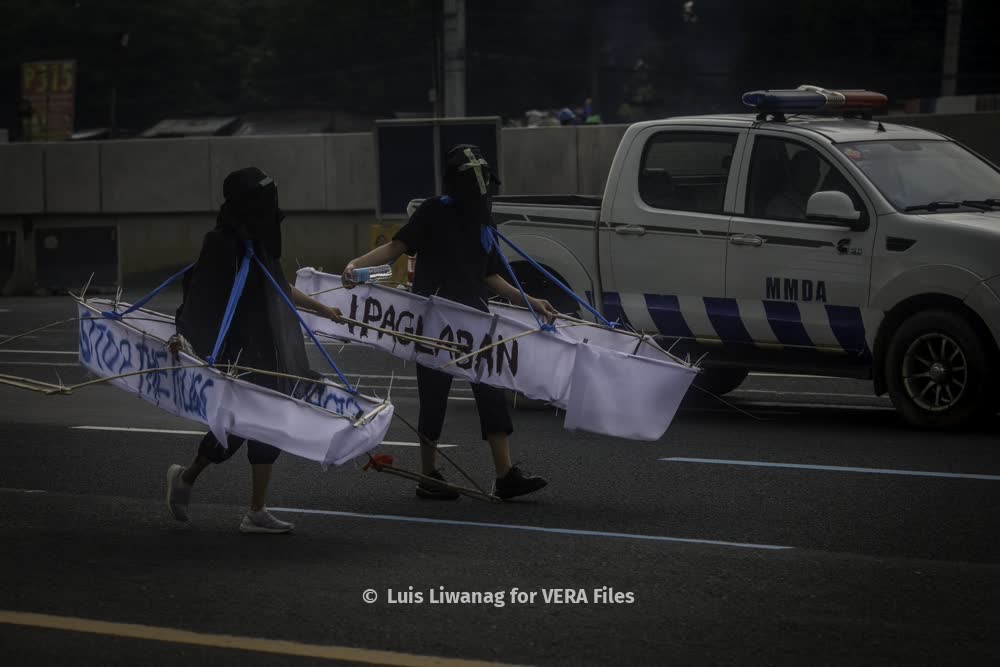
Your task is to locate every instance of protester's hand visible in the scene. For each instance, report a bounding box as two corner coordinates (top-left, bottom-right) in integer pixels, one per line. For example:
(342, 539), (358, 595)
(325, 305), (344, 324)
(342, 261), (359, 289)
(528, 296), (559, 322)
(166, 334), (192, 357)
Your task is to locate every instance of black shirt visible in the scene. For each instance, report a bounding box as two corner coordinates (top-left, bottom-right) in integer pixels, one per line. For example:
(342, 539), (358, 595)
(393, 196), (503, 310)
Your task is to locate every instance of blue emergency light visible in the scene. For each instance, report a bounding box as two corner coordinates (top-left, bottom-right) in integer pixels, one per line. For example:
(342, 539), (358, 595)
(742, 85), (887, 114)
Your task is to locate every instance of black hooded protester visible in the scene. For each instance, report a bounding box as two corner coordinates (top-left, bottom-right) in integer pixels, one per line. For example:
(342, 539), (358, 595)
(165, 166), (343, 533)
(344, 144), (555, 500)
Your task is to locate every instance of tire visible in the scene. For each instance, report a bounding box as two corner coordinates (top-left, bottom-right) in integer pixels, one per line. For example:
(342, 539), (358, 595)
(509, 262), (580, 317)
(690, 368), (749, 397)
(884, 309), (995, 428)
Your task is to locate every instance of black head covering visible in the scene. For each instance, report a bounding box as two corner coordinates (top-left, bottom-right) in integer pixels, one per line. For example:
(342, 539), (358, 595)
(217, 166), (284, 257)
(442, 145), (500, 226)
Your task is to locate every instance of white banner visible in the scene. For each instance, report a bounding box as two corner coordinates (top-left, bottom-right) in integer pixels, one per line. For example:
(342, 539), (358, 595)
(77, 300), (393, 466)
(296, 269), (696, 441)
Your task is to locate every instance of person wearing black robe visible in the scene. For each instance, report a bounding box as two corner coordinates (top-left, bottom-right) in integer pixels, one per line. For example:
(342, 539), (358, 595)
(165, 166), (343, 533)
(343, 144), (555, 500)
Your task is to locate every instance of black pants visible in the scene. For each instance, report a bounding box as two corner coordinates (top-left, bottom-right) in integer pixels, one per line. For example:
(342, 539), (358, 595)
(417, 365), (513, 442)
(197, 432), (281, 465)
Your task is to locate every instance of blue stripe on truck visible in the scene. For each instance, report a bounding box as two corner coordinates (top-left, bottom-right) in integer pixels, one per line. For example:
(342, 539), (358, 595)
(825, 305), (869, 355)
(703, 297), (754, 345)
(762, 301), (815, 349)
(644, 294), (694, 339)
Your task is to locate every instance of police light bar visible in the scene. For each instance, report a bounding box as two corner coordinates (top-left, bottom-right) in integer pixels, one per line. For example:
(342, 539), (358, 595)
(742, 85), (888, 114)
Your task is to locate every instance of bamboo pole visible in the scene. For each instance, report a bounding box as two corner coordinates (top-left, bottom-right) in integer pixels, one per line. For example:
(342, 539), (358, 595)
(299, 307), (466, 354)
(365, 457), (500, 503)
(440, 325), (574, 370)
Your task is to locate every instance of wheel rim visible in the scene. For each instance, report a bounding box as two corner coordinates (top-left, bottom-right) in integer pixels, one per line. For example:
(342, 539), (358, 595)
(901, 332), (968, 412)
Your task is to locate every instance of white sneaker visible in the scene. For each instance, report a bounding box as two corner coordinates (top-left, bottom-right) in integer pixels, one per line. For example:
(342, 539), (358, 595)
(166, 464), (192, 522)
(239, 508), (294, 534)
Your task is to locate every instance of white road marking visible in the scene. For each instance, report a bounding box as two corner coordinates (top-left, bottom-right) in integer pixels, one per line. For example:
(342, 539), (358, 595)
(734, 401), (893, 412)
(0, 334), (37, 339)
(0, 349), (77, 355)
(661, 457), (1000, 481)
(0, 309), (11, 313)
(748, 372), (839, 379)
(73, 426), (202, 435)
(269, 507), (793, 551)
(0, 361), (79, 367)
(379, 441), (457, 448)
(734, 388), (888, 400)
(70, 427), (457, 448)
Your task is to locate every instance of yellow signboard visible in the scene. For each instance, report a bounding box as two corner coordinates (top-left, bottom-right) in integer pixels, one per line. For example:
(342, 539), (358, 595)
(21, 60), (76, 141)
(369, 224), (409, 284)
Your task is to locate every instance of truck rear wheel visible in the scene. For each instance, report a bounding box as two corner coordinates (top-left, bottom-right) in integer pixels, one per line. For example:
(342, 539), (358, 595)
(884, 309), (996, 428)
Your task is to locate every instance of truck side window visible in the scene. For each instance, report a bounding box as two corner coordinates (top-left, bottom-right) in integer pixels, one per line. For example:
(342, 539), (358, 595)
(638, 132), (738, 214)
(747, 136), (866, 223)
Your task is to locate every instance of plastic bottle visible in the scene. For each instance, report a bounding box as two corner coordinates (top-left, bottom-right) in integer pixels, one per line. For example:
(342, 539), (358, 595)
(351, 264), (394, 283)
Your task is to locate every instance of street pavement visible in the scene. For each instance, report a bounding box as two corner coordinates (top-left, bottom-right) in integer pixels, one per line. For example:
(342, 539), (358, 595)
(1, 294), (998, 666)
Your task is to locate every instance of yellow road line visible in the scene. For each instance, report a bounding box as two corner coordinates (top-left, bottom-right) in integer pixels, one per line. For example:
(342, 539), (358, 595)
(0, 610), (527, 667)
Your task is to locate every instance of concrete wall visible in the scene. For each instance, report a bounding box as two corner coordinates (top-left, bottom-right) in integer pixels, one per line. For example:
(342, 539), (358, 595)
(1, 112), (998, 292)
(502, 127), (579, 195)
(0, 144), (44, 214)
(45, 142), (101, 213)
(209, 135), (326, 210)
(888, 112), (1000, 165)
(326, 133), (376, 210)
(101, 139), (213, 213)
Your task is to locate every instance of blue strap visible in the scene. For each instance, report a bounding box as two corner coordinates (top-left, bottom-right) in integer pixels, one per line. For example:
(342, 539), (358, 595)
(101, 262), (195, 320)
(249, 252), (357, 394)
(206, 243), (253, 365)
(492, 227), (618, 329)
(489, 228), (556, 333)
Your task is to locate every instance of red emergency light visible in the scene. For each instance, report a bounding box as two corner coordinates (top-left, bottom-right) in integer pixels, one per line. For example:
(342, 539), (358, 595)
(742, 85), (888, 116)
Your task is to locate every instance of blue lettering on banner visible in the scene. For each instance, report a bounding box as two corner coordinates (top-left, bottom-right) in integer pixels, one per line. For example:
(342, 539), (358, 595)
(302, 383), (363, 417)
(79, 317), (217, 419)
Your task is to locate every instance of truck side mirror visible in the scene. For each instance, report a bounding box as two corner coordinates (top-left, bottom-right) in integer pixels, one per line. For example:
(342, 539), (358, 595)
(806, 191), (867, 230)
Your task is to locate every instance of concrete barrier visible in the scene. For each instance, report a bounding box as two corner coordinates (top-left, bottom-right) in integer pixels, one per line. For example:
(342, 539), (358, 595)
(502, 127), (578, 195)
(101, 139), (213, 213)
(2, 112), (999, 292)
(890, 112), (1000, 165)
(210, 135), (327, 211)
(326, 133), (376, 210)
(44, 142), (101, 213)
(0, 144), (44, 214)
(576, 124), (629, 195)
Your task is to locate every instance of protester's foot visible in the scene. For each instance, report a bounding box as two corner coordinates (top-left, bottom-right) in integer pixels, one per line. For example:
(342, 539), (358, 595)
(239, 508), (294, 534)
(166, 464), (192, 522)
(494, 465), (548, 500)
(415, 469), (460, 500)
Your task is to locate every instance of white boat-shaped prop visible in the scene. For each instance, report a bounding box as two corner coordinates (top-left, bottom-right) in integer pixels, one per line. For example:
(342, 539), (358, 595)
(295, 268), (697, 442)
(75, 297), (393, 466)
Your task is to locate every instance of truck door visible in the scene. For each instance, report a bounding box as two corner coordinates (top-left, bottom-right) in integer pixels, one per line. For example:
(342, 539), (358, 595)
(607, 127), (747, 343)
(725, 132), (876, 358)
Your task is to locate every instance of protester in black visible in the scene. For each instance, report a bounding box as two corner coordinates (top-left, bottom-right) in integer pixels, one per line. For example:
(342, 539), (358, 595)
(344, 145), (555, 500)
(165, 166), (343, 532)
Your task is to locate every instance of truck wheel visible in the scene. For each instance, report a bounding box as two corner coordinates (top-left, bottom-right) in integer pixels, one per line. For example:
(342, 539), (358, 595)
(691, 368), (749, 397)
(884, 309), (995, 428)
(509, 262), (579, 317)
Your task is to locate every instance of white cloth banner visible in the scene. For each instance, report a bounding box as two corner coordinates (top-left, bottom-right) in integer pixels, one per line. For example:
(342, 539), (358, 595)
(296, 269), (696, 440)
(77, 300), (393, 466)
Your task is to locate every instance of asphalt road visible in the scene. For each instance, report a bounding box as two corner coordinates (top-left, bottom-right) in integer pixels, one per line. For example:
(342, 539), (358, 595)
(1, 294), (998, 666)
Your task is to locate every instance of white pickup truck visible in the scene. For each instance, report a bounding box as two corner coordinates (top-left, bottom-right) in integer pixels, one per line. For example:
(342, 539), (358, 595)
(490, 110), (1000, 428)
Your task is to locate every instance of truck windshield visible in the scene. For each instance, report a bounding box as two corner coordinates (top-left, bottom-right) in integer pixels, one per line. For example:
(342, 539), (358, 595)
(837, 140), (1000, 212)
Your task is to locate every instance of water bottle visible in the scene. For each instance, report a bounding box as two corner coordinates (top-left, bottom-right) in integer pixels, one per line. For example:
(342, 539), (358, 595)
(351, 264), (394, 283)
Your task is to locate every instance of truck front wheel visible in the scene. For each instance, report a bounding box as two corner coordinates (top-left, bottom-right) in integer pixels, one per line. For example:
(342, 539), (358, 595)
(884, 309), (996, 428)
(691, 368), (749, 397)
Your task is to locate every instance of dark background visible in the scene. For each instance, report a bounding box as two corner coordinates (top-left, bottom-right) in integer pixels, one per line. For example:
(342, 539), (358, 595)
(1, 0), (998, 132)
